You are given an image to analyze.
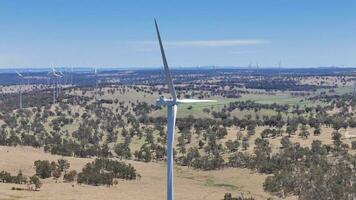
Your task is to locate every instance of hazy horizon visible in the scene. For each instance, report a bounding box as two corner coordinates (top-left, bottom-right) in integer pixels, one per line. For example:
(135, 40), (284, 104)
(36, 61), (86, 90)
(0, 65), (355, 73)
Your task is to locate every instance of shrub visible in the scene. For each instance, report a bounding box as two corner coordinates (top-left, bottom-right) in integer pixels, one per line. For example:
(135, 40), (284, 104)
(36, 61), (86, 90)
(64, 170), (77, 182)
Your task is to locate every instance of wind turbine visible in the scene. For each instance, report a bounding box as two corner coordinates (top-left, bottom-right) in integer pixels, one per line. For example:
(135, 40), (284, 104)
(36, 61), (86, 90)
(154, 19), (216, 200)
(94, 67), (99, 101)
(71, 66), (74, 85)
(256, 63), (262, 81)
(48, 68), (62, 104)
(26, 69), (30, 86)
(16, 71), (23, 109)
(353, 80), (356, 98)
(278, 60), (282, 78)
(57, 70), (64, 96)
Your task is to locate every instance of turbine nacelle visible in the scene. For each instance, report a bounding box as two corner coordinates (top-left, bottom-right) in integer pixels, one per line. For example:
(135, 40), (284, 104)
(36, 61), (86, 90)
(48, 72), (63, 78)
(156, 96), (216, 107)
(156, 96), (175, 106)
(48, 73), (62, 78)
(48, 67), (63, 78)
(16, 71), (23, 78)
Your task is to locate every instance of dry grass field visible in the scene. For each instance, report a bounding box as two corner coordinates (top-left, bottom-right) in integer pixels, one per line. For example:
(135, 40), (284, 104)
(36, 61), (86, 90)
(1, 70), (355, 200)
(0, 146), (293, 200)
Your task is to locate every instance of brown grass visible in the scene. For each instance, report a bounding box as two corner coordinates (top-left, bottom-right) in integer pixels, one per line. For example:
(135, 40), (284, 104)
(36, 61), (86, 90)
(0, 146), (289, 200)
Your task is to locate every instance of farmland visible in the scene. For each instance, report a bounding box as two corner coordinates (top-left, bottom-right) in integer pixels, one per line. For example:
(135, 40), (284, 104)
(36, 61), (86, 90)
(0, 67), (356, 199)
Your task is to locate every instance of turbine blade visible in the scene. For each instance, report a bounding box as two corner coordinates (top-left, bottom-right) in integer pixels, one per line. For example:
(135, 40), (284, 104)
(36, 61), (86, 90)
(178, 99), (217, 104)
(154, 19), (177, 101)
(15, 71), (23, 77)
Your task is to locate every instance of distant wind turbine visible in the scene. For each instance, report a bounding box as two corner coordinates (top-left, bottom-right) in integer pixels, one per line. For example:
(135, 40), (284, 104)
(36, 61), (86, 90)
(48, 68), (62, 104)
(26, 69), (30, 86)
(256, 63), (262, 81)
(94, 68), (99, 101)
(353, 80), (356, 98)
(16, 71), (23, 109)
(154, 19), (216, 200)
(71, 66), (74, 85)
(57, 70), (64, 96)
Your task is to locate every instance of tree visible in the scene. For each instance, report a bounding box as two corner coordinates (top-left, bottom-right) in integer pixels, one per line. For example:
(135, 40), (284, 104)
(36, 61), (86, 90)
(52, 169), (61, 180)
(225, 139), (240, 153)
(0, 171), (12, 183)
(57, 159), (70, 172)
(299, 125), (309, 139)
(313, 126), (321, 136)
(135, 144), (152, 162)
(114, 143), (131, 159)
(34, 160), (52, 178)
(99, 144), (112, 158)
(247, 124), (256, 136)
(64, 170), (77, 182)
(332, 130), (342, 148)
(30, 175), (42, 190)
(286, 124), (297, 137)
(145, 129), (155, 144)
(332, 117), (348, 130)
(177, 135), (186, 155)
(242, 137), (249, 151)
(254, 138), (272, 173)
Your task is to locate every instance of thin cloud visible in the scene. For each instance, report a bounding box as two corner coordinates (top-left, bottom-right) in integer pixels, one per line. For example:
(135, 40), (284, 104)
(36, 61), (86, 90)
(229, 50), (257, 55)
(131, 39), (270, 48)
(135, 47), (155, 52)
(166, 40), (270, 47)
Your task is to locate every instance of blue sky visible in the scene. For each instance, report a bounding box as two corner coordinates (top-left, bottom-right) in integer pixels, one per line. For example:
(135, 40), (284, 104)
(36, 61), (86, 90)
(0, 0), (355, 68)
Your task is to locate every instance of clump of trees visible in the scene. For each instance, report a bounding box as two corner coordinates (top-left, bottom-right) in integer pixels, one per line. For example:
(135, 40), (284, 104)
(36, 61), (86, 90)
(34, 158), (70, 179)
(0, 170), (27, 184)
(263, 137), (356, 199)
(0, 170), (42, 191)
(77, 158), (138, 186)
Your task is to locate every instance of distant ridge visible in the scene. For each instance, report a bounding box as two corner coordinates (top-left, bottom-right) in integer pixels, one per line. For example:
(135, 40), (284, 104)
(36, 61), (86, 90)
(0, 65), (356, 73)
(0, 66), (354, 74)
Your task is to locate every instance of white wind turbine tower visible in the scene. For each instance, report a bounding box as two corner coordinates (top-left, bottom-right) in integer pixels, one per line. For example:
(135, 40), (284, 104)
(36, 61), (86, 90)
(16, 71), (23, 109)
(154, 19), (216, 200)
(94, 67), (99, 101)
(278, 60), (282, 78)
(353, 80), (356, 98)
(71, 66), (74, 85)
(57, 70), (64, 96)
(256, 63), (262, 81)
(48, 68), (62, 104)
(352, 70), (356, 98)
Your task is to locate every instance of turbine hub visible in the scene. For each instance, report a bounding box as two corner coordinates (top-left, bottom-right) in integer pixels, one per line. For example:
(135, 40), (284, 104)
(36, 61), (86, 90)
(156, 96), (177, 106)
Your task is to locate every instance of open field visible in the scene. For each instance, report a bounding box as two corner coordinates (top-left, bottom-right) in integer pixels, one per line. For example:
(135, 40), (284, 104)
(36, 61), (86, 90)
(0, 146), (285, 200)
